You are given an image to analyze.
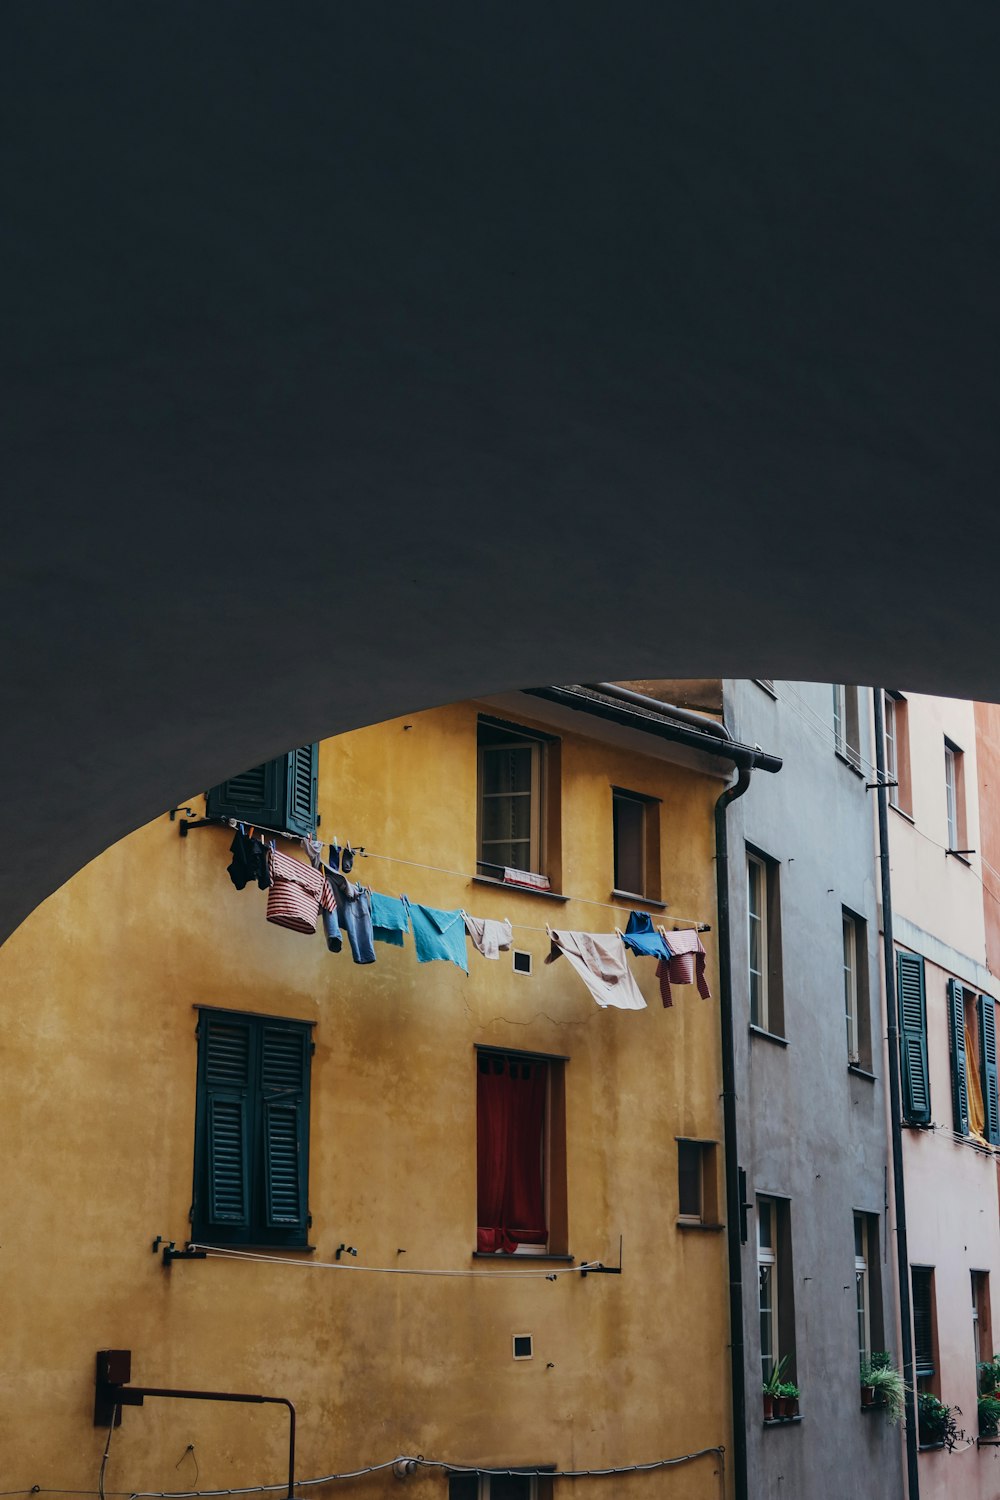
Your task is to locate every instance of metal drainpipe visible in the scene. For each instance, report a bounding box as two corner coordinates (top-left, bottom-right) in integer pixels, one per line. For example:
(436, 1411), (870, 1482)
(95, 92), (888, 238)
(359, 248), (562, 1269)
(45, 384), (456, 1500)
(872, 687), (920, 1500)
(715, 762), (753, 1500)
(588, 682), (734, 739)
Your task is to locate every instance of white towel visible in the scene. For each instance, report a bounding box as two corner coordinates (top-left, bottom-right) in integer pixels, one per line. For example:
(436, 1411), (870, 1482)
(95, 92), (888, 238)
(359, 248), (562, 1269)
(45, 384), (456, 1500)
(463, 913), (513, 960)
(545, 930), (647, 1011)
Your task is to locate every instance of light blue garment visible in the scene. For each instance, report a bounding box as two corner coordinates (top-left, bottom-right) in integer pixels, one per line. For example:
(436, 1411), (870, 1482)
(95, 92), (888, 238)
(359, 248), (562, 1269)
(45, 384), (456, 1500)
(370, 891), (410, 947)
(405, 899), (469, 973)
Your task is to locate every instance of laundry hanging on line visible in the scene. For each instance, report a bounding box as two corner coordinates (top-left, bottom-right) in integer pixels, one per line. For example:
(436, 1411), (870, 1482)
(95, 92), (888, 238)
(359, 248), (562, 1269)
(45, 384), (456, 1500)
(305, 839), (376, 964)
(406, 898), (469, 974)
(370, 891), (411, 947)
(226, 826), (270, 891)
(463, 913), (513, 960)
(266, 846), (336, 936)
(544, 929), (647, 1011)
(655, 926), (711, 1008)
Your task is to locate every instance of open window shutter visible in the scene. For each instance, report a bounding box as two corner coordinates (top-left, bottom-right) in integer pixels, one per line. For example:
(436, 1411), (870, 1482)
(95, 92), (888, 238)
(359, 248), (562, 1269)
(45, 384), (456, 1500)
(260, 1025), (309, 1230)
(911, 1269), (935, 1377)
(947, 978), (970, 1136)
(284, 744), (318, 838)
(979, 995), (1000, 1146)
(206, 758), (282, 827)
(897, 953), (931, 1125)
(202, 1015), (253, 1227)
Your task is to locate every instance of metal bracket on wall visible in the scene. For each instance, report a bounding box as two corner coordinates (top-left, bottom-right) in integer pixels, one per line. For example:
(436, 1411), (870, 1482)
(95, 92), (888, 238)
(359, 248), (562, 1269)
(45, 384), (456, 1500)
(580, 1236), (623, 1277)
(94, 1349), (297, 1499)
(738, 1167), (752, 1244)
(152, 1236), (208, 1266)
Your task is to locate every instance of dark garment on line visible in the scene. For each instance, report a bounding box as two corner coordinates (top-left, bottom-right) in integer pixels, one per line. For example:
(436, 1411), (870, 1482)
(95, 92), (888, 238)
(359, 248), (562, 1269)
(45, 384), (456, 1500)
(227, 831), (270, 891)
(620, 910), (671, 960)
(306, 842), (375, 964)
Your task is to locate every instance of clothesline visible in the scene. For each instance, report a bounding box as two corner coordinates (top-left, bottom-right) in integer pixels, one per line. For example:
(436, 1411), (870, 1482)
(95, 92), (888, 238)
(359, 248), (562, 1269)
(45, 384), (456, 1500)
(189, 1244), (595, 1279)
(220, 819), (712, 932)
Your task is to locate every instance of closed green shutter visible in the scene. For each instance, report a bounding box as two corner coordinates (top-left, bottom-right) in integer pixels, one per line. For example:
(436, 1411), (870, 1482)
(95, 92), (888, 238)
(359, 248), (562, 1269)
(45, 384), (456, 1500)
(201, 1015), (252, 1228)
(260, 1025), (309, 1231)
(947, 978), (969, 1137)
(284, 744), (319, 838)
(979, 995), (1000, 1146)
(207, 746), (317, 835)
(897, 952), (931, 1125)
(911, 1267), (935, 1377)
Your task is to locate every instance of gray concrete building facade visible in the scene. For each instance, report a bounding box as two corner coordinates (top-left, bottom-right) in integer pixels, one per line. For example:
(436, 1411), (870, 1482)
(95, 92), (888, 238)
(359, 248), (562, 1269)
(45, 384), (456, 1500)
(724, 679), (903, 1497)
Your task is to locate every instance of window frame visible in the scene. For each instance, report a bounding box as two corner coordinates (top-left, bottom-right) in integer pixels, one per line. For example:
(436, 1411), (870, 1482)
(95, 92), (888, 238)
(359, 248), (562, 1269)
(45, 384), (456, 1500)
(945, 740), (960, 850)
(449, 1473), (552, 1500)
(844, 912), (860, 1065)
(748, 853), (769, 1031)
(477, 722), (544, 879)
(610, 786), (661, 901)
(676, 1138), (719, 1226)
(758, 1197), (779, 1386)
(855, 1213), (871, 1368)
(474, 1044), (568, 1258)
(911, 1265), (938, 1394)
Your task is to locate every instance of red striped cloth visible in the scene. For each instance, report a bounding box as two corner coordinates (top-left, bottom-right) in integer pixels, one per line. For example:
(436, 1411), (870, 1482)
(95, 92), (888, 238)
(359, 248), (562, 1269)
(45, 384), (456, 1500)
(266, 846), (335, 935)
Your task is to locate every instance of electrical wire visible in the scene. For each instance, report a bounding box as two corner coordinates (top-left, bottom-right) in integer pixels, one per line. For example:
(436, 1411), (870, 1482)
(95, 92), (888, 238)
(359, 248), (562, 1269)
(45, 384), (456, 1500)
(13, 1443), (723, 1498)
(188, 1244), (600, 1279)
(97, 1411), (117, 1500)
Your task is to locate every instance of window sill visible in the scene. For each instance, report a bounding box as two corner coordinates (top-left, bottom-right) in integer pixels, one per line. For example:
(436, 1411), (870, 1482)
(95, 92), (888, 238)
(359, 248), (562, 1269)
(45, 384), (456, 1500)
(472, 1252), (574, 1262)
(918, 1442), (945, 1452)
(834, 750), (865, 779)
(676, 1219), (724, 1233)
(847, 1063), (877, 1082)
(193, 1243), (316, 1253)
(890, 803), (915, 825)
(763, 1416), (803, 1428)
(611, 889), (668, 910)
(472, 876), (569, 903)
(977, 1435), (1000, 1447)
(749, 1024), (788, 1048)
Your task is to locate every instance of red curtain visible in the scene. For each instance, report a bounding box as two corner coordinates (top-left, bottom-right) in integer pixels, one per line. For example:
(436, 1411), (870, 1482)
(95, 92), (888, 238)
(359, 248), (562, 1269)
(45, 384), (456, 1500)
(477, 1054), (548, 1254)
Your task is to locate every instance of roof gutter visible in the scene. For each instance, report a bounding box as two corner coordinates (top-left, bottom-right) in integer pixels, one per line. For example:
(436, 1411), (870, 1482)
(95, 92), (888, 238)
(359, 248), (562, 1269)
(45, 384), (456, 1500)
(525, 685), (782, 774)
(587, 681), (733, 741)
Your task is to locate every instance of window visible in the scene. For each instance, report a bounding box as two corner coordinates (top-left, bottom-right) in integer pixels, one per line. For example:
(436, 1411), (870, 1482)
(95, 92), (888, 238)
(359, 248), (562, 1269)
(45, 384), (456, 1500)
(944, 739), (967, 852)
(884, 693), (911, 812)
(757, 1197), (796, 1389)
(449, 1473), (553, 1500)
(948, 983), (1000, 1144)
(832, 685), (861, 769)
(676, 1139), (719, 1225)
(912, 1267), (938, 1394)
(478, 719), (553, 881)
(476, 1048), (567, 1256)
(206, 745), (318, 838)
(973, 1272), (993, 1375)
(192, 1009), (312, 1248)
(748, 849), (783, 1035)
(843, 909), (871, 1069)
(897, 952), (931, 1125)
(855, 1214), (871, 1367)
(611, 788), (660, 899)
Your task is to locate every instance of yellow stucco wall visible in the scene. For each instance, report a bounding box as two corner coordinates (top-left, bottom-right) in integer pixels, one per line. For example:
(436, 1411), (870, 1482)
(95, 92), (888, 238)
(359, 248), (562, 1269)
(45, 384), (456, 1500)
(0, 701), (730, 1500)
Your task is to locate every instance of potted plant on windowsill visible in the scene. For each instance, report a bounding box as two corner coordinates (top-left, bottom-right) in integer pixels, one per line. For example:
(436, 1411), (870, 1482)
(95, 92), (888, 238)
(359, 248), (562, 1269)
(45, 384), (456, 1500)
(778, 1380), (800, 1418)
(917, 1393), (963, 1451)
(978, 1396), (1000, 1439)
(860, 1354), (906, 1423)
(763, 1356), (789, 1421)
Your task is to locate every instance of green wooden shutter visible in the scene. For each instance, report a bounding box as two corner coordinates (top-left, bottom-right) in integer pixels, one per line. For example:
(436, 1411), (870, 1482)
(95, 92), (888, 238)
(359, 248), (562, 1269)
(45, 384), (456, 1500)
(979, 995), (1000, 1146)
(911, 1268), (935, 1377)
(260, 1025), (310, 1231)
(284, 745), (318, 838)
(202, 1015), (253, 1228)
(897, 952), (931, 1125)
(947, 977), (969, 1137)
(206, 759), (283, 826)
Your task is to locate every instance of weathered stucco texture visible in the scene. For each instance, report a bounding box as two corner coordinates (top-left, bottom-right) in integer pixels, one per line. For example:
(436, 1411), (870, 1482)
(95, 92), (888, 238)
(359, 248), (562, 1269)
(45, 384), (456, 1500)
(1, 699), (732, 1499)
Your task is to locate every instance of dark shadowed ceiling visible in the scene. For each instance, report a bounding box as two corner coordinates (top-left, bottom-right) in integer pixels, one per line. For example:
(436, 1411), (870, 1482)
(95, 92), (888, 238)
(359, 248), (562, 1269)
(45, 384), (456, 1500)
(5, 3), (1000, 940)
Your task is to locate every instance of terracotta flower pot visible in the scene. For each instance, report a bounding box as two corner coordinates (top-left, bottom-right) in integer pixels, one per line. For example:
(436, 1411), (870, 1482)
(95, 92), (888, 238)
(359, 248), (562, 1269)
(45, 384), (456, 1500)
(775, 1395), (788, 1418)
(861, 1385), (876, 1407)
(763, 1393), (775, 1421)
(786, 1396), (799, 1418)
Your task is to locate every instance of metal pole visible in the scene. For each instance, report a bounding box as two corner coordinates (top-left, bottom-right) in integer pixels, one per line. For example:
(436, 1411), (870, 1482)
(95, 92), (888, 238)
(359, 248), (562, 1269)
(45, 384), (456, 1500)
(872, 686), (920, 1500)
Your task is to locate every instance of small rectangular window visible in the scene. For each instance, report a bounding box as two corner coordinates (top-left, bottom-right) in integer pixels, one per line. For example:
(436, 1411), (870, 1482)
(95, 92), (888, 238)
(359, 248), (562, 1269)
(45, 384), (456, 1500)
(676, 1140), (718, 1224)
(748, 849), (783, 1036)
(833, 685), (862, 769)
(478, 722), (543, 878)
(945, 739), (967, 852)
(843, 909), (871, 1069)
(476, 1049), (567, 1256)
(884, 693), (912, 812)
(449, 1475), (551, 1500)
(973, 1271), (993, 1378)
(912, 1266), (938, 1393)
(611, 788), (660, 900)
(855, 1213), (871, 1367)
(757, 1196), (796, 1388)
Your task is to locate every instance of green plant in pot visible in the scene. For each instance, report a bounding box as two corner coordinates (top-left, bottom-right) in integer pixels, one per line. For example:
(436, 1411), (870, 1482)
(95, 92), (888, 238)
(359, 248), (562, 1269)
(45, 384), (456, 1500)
(917, 1393), (963, 1451)
(860, 1359), (907, 1424)
(763, 1356), (789, 1420)
(778, 1380), (800, 1418)
(979, 1395), (1000, 1438)
(979, 1356), (1000, 1396)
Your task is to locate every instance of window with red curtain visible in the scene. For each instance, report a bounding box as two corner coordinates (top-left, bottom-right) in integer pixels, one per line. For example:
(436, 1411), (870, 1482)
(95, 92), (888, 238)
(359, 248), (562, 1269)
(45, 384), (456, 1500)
(477, 1052), (548, 1254)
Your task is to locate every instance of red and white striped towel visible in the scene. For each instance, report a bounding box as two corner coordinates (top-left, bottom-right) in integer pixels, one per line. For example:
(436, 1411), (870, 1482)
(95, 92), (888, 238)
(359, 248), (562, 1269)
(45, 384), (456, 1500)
(266, 846), (335, 935)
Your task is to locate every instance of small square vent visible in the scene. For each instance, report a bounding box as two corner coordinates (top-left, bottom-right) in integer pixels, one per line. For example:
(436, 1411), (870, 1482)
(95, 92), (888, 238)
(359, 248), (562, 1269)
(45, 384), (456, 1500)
(513, 950), (532, 975)
(512, 1334), (533, 1360)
